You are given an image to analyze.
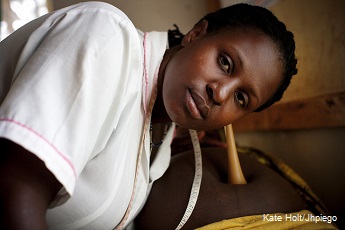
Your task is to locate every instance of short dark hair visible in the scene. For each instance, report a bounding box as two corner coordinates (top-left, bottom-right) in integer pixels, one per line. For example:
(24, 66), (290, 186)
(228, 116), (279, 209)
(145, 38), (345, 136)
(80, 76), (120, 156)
(168, 4), (298, 112)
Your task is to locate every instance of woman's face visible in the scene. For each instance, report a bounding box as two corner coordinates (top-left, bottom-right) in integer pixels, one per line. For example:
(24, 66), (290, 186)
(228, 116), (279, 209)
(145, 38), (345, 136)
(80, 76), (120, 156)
(162, 21), (283, 130)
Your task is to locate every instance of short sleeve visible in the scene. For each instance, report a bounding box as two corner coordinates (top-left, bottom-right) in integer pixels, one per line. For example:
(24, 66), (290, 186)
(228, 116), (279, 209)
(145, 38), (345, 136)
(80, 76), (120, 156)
(0, 2), (143, 201)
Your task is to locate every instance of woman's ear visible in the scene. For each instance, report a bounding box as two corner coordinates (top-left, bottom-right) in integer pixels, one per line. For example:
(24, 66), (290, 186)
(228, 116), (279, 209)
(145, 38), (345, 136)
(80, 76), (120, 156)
(181, 20), (208, 47)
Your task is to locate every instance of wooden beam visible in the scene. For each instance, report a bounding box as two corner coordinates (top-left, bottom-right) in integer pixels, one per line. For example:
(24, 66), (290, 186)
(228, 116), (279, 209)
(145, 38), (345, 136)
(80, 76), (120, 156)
(233, 91), (345, 132)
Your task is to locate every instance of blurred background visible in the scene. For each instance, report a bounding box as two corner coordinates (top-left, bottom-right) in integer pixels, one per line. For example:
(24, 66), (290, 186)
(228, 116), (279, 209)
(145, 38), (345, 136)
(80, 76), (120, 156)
(1, 0), (344, 228)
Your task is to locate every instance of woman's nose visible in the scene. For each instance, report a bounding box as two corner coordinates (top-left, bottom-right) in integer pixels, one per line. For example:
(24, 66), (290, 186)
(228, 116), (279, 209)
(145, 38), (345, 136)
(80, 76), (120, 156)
(206, 80), (234, 106)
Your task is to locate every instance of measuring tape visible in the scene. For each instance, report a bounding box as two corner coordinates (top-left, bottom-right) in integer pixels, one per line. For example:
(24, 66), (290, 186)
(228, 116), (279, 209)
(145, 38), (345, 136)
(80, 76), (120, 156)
(175, 129), (203, 230)
(116, 31), (202, 229)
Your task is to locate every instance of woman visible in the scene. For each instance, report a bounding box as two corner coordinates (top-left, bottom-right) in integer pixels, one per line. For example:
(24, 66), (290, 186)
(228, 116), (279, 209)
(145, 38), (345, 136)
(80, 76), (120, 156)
(0, 2), (297, 229)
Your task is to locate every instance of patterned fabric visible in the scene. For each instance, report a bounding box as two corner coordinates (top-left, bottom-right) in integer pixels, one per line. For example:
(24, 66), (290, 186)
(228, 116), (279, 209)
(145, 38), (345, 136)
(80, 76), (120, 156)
(197, 210), (338, 230)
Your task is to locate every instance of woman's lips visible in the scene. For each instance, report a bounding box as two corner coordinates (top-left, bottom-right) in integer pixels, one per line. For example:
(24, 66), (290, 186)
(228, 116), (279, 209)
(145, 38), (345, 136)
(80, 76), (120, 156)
(187, 88), (210, 119)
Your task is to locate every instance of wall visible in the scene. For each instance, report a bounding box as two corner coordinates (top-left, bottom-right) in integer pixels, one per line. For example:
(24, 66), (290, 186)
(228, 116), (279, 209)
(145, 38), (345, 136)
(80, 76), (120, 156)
(235, 0), (345, 228)
(272, 0), (345, 102)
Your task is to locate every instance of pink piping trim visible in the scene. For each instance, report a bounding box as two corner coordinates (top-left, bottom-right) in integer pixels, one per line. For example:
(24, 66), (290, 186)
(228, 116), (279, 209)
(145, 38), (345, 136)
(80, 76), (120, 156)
(0, 118), (77, 177)
(143, 32), (148, 114)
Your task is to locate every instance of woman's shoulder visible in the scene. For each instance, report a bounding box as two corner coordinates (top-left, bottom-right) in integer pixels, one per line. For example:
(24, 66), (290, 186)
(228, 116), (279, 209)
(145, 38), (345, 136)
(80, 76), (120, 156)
(43, 2), (139, 49)
(69, 2), (130, 20)
(50, 2), (134, 31)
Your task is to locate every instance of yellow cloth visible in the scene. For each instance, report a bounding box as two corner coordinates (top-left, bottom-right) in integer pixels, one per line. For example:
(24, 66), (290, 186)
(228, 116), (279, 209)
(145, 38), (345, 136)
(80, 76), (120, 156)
(197, 210), (338, 230)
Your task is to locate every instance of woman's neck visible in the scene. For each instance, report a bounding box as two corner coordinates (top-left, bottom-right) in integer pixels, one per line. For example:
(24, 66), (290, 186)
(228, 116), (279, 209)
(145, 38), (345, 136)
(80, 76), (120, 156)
(151, 45), (183, 124)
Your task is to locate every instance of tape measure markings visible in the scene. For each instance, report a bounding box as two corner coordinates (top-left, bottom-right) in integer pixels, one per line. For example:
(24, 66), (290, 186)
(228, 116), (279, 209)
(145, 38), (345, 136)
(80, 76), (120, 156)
(175, 129), (203, 230)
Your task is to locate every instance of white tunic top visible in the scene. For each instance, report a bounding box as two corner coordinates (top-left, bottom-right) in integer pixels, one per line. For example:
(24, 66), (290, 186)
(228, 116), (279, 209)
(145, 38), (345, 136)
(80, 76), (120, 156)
(0, 2), (172, 229)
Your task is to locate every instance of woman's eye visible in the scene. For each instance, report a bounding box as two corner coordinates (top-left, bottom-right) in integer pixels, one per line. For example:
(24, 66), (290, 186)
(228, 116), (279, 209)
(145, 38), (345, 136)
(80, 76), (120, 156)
(235, 91), (247, 108)
(219, 55), (232, 74)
